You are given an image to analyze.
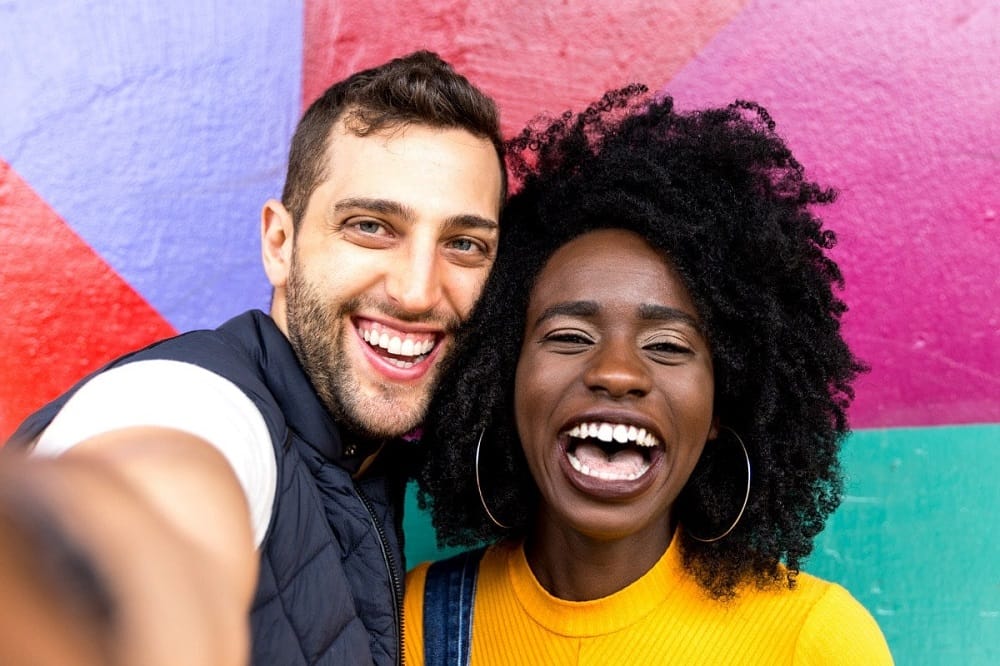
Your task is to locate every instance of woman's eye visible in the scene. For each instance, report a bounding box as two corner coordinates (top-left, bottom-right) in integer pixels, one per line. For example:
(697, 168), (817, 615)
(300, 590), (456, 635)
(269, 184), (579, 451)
(544, 331), (593, 345)
(646, 340), (693, 355)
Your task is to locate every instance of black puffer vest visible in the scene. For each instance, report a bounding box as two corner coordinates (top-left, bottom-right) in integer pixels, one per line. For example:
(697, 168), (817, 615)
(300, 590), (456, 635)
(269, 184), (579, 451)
(7, 310), (407, 665)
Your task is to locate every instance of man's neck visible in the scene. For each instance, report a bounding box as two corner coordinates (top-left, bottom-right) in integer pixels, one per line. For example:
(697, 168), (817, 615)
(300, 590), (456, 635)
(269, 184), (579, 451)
(351, 442), (386, 479)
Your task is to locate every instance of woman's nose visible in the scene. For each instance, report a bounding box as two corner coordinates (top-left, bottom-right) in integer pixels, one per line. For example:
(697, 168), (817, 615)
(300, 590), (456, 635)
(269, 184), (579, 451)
(582, 338), (653, 398)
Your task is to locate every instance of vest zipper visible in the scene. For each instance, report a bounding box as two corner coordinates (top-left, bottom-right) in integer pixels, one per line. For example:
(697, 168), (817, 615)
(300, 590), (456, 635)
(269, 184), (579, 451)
(355, 484), (405, 666)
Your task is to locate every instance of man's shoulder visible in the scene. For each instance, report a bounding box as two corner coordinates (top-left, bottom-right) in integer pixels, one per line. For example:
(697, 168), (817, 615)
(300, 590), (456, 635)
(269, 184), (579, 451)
(129, 310), (288, 388)
(141, 310), (272, 358)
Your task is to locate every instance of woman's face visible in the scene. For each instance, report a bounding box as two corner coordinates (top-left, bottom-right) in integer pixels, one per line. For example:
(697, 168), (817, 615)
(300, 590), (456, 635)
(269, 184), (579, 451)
(515, 228), (716, 544)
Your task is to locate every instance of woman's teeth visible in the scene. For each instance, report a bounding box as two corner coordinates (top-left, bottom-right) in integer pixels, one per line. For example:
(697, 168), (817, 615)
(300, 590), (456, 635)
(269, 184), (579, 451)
(565, 422), (659, 447)
(567, 451), (650, 481)
(563, 421), (660, 482)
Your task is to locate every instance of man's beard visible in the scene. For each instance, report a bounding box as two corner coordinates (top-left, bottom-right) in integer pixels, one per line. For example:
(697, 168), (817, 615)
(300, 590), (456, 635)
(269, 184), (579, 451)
(284, 260), (457, 441)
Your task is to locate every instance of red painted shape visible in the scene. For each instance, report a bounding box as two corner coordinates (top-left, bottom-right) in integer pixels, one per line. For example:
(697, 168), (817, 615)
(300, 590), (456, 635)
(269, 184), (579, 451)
(0, 160), (177, 443)
(303, 1), (749, 134)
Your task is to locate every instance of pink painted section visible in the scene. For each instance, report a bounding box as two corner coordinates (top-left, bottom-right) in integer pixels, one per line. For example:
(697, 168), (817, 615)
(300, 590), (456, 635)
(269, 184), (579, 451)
(638, 2), (1000, 428)
(303, 0), (998, 428)
(304, 0), (749, 135)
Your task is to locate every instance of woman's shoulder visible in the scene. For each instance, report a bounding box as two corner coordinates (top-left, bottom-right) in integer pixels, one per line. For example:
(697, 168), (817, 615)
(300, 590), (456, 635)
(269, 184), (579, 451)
(796, 574), (893, 663)
(405, 543), (506, 599)
(734, 570), (894, 664)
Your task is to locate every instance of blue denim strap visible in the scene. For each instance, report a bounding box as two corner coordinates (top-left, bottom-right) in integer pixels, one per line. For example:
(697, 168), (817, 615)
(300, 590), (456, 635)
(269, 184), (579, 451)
(422, 547), (487, 666)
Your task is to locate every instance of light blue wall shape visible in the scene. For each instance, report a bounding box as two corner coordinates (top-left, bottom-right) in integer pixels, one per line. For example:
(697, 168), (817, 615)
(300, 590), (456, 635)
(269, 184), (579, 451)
(0, 0), (303, 331)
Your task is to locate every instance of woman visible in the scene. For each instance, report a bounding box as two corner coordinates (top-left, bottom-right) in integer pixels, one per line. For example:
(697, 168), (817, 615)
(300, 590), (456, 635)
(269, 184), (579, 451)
(405, 87), (893, 664)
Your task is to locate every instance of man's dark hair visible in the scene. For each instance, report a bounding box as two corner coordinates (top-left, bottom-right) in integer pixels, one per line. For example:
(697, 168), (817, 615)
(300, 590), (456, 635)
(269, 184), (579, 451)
(413, 86), (868, 600)
(281, 50), (505, 225)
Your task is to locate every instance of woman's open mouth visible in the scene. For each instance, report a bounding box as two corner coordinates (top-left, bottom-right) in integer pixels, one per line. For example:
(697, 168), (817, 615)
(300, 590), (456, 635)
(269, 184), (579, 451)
(560, 420), (664, 497)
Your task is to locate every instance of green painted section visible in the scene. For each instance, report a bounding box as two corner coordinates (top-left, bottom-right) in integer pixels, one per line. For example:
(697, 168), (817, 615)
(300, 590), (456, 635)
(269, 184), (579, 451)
(808, 425), (1000, 665)
(403, 424), (1000, 664)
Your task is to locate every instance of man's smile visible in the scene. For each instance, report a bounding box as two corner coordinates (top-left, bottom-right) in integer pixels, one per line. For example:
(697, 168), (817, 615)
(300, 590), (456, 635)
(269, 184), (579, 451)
(356, 319), (441, 369)
(352, 316), (447, 380)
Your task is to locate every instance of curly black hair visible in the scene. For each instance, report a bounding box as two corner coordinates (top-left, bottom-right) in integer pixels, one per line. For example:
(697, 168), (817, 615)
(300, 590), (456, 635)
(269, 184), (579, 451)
(412, 85), (867, 599)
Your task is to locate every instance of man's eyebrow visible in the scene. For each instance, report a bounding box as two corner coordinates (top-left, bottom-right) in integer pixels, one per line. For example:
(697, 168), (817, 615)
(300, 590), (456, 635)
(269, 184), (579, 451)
(332, 199), (497, 233)
(333, 197), (414, 220)
(639, 304), (704, 332)
(441, 214), (499, 233)
(534, 301), (599, 327)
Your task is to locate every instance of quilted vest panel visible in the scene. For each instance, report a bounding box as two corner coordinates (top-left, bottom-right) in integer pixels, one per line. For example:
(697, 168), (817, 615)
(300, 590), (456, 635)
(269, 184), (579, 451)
(6, 310), (405, 665)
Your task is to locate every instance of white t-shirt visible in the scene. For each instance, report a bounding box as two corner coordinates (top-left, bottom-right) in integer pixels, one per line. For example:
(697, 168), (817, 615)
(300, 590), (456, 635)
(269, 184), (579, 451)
(33, 359), (276, 547)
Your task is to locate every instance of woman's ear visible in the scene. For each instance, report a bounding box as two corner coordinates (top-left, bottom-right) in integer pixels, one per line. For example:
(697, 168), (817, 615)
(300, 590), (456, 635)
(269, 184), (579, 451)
(707, 416), (720, 442)
(261, 199), (293, 289)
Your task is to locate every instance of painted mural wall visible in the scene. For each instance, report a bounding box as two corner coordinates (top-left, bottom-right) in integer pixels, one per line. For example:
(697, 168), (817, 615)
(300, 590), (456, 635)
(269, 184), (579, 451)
(1, 1), (997, 663)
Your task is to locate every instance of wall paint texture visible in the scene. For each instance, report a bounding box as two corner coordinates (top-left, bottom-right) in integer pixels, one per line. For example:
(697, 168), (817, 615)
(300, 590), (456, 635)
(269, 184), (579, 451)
(1, 1), (997, 663)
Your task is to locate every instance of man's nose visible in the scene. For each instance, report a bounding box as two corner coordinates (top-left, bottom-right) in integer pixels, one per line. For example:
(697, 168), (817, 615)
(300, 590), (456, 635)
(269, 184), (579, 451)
(582, 338), (653, 399)
(384, 244), (443, 315)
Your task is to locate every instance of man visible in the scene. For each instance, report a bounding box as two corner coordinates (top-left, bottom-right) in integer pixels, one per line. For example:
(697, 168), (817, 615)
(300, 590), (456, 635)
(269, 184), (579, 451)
(1, 50), (506, 665)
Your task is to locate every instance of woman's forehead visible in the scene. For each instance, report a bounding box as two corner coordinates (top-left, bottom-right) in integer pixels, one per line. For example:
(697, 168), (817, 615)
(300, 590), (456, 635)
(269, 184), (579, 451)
(527, 229), (697, 319)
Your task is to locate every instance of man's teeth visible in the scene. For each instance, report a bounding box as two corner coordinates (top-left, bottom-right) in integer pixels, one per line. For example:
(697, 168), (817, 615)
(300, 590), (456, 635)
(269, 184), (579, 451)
(360, 329), (436, 357)
(566, 422), (659, 447)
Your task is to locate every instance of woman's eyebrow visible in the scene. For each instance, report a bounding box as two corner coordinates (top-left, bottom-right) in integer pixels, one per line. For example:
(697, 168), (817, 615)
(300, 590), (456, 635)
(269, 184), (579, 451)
(639, 304), (704, 332)
(534, 301), (599, 327)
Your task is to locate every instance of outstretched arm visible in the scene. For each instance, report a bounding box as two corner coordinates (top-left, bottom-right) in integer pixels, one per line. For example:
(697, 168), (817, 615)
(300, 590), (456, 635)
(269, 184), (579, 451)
(0, 427), (257, 666)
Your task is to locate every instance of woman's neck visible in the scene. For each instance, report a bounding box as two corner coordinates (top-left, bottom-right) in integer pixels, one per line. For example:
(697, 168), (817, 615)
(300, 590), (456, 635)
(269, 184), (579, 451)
(524, 516), (674, 602)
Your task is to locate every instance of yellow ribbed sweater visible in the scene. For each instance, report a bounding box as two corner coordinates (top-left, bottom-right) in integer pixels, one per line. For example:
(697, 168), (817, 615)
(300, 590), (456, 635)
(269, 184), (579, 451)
(404, 535), (893, 665)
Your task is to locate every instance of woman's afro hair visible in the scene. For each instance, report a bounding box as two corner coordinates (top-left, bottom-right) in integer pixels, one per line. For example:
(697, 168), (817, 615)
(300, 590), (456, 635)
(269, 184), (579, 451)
(411, 85), (868, 599)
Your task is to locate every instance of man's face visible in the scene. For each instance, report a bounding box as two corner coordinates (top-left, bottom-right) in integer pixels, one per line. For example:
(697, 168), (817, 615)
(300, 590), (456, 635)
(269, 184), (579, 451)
(263, 122), (503, 440)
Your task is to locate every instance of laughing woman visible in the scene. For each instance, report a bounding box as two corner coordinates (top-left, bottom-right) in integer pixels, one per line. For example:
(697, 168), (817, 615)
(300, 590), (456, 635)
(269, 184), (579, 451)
(405, 87), (893, 665)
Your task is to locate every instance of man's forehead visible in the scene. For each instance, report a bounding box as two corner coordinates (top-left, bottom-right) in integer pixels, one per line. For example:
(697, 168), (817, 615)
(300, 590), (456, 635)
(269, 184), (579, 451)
(327, 119), (492, 155)
(310, 130), (500, 223)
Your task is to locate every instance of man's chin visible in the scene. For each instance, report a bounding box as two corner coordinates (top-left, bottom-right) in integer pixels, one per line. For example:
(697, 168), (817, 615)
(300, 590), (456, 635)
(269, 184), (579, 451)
(323, 358), (439, 440)
(338, 401), (426, 441)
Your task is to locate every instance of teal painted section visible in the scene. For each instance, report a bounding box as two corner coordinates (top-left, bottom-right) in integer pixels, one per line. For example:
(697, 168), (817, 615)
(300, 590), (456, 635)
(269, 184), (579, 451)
(403, 483), (467, 566)
(404, 424), (1000, 664)
(809, 425), (1000, 665)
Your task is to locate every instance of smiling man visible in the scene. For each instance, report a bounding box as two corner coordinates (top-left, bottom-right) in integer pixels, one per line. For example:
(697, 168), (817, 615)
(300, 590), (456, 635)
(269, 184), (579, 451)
(2, 51), (505, 665)
(265, 119), (502, 442)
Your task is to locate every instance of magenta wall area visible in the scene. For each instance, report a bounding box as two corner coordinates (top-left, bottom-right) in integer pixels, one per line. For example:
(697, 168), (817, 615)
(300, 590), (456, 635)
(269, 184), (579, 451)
(659, 2), (999, 429)
(305, 1), (1000, 431)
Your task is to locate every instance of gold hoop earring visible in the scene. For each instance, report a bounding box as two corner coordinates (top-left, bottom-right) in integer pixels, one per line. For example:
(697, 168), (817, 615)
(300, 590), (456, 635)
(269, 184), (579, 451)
(688, 426), (751, 543)
(475, 429), (512, 530)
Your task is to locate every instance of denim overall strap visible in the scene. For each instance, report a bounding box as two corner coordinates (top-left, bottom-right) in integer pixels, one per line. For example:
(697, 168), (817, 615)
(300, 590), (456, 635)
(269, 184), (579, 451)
(422, 547), (487, 666)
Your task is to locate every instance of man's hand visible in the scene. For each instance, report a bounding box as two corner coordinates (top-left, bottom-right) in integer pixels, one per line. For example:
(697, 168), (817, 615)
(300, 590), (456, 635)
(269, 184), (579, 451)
(0, 428), (258, 665)
(0, 486), (112, 666)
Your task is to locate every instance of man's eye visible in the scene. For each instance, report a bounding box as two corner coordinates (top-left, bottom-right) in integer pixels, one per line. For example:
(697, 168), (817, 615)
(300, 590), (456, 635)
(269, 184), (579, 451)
(356, 220), (384, 234)
(448, 237), (482, 253)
